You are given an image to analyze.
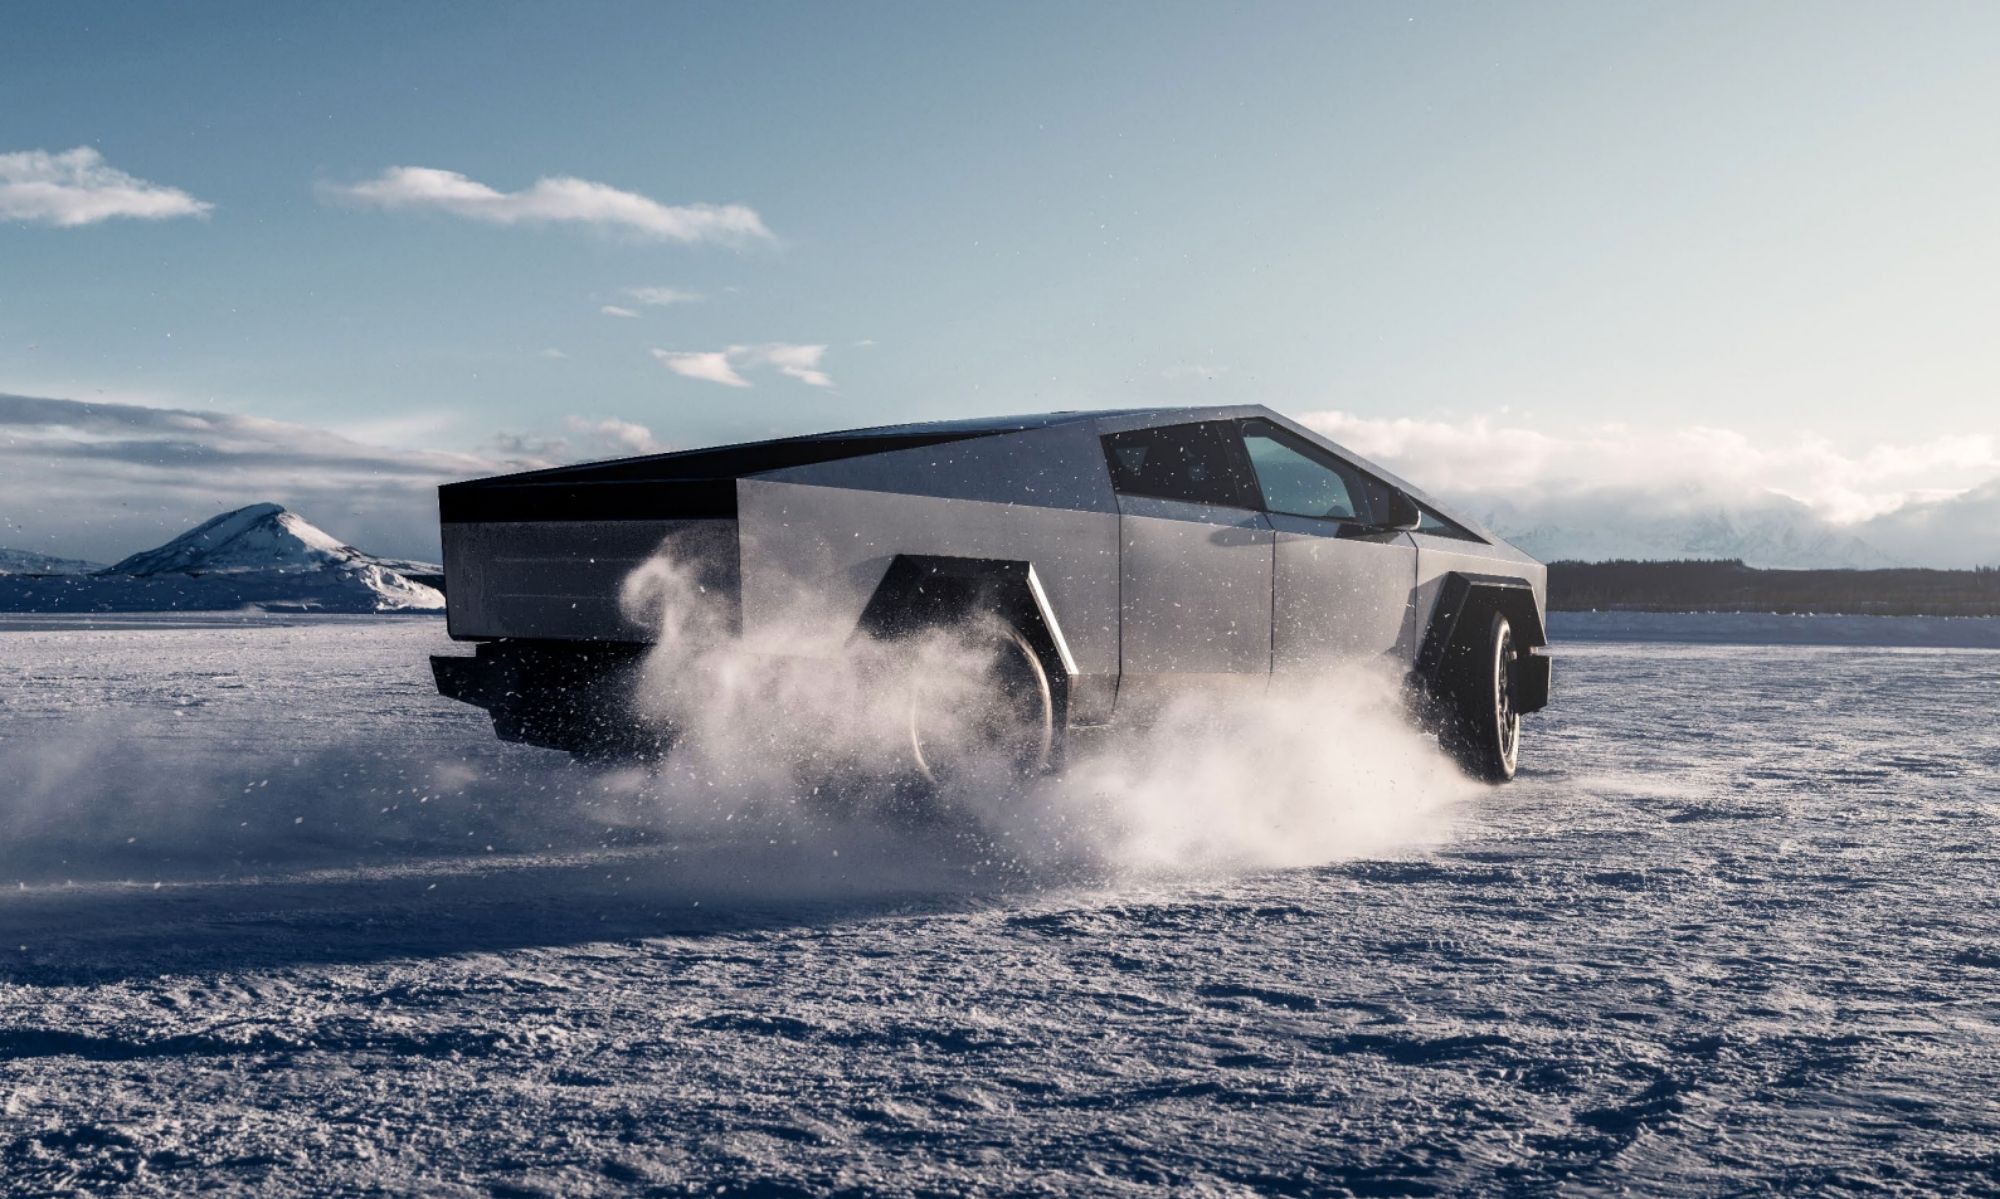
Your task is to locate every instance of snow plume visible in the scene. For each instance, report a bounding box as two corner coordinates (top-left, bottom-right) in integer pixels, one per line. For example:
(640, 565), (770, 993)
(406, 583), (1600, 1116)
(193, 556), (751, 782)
(616, 551), (1004, 814)
(617, 542), (1468, 877)
(0, 616), (953, 895)
(1007, 673), (1472, 873)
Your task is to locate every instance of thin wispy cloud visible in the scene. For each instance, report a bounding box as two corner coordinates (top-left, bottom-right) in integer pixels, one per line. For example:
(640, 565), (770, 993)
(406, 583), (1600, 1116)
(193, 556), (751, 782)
(566, 415), (667, 455)
(323, 165), (772, 245)
(0, 147), (212, 227)
(652, 349), (750, 388)
(600, 305), (641, 319)
(624, 285), (703, 306)
(741, 343), (832, 387)
(483, 415), (670, 463)
(0, 392), (497, 561)
(649, 343), (832, 389)
(0, 392), (687, 561)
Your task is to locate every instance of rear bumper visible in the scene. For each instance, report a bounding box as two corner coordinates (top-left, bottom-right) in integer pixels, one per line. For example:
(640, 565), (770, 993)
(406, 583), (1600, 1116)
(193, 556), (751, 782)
(431, 641), (664, 757)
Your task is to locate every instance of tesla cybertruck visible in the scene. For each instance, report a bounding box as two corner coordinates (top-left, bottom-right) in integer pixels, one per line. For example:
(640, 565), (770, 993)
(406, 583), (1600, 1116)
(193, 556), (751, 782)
(430, 406), (1551, 781)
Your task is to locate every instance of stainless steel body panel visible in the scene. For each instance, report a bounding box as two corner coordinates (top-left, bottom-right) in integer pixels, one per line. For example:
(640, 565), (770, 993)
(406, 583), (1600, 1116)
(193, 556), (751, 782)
(736, 477), (1121, 692)
(1410, 531), (1549, 641)
(437, 407), (1548, 736)
(1268, 515), (1419, 670)
(1113, 495), (1274, 702)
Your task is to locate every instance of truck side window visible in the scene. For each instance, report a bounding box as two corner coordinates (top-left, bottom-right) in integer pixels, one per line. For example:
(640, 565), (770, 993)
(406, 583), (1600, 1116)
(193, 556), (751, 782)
(1101, 421), (1260, 509)
(1238, 419), (1390, 525)
(1416, 505), (1482, 541)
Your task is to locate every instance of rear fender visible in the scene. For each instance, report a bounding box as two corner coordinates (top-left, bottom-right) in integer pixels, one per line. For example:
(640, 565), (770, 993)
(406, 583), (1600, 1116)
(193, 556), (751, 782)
(854, 554), (1084, 727)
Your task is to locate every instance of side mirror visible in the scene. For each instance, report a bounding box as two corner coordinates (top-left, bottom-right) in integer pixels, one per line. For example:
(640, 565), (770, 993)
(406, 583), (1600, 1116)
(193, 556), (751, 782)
(1378, 490), (1423, 533)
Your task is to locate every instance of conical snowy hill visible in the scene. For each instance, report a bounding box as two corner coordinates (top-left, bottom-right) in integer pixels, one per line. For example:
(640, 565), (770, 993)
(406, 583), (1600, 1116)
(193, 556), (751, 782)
(0, 504), (442, 613)
(111, 503), (393, 577)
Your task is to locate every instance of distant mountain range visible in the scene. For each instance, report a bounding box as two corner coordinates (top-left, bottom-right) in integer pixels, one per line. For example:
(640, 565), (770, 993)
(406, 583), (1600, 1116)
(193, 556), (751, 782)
(1549, 559), (2000, 617)
(1475, 501), (1888, 569)
(0, 503), (443, 613)
(0, 547), (106, 575)
(1461, 489), (1979, 570)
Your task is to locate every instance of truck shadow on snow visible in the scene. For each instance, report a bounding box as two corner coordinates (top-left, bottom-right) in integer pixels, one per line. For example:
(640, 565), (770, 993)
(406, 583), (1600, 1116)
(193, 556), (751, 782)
(0, 837), (1026, 988)
(0, 730), (1055, 987)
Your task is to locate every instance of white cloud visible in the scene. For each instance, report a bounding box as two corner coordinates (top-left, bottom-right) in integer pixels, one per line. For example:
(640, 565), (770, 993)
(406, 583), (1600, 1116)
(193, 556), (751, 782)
(1297, 409), (2000, 566)
(624, 285), (703, 306)
(1301, 410), (2000, 523)
(565, 415), (667, 456)
(0, 393), (693, 562)
(324, 166), (772, 244)
(1161, 363), (1228, 382)
(1855, 478), (2000, 569)
(0, 392), (500, 562)
(0, 147), (213, 227)
(540, 348), (569, 360)
(651, 349), (750, 388)
(481, 415), (669, 465)
(649, 342), (832, 389)
(739, 343), (833, 387)
(600, 305), (641, 319)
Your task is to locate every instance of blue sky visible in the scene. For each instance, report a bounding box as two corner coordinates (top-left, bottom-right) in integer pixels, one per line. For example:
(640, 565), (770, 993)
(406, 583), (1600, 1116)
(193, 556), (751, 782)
(4, 2), (1999, 561)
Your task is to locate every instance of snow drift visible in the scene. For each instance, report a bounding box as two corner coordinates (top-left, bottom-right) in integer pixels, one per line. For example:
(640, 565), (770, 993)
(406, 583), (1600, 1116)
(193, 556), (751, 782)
(0, 503), (442, 613)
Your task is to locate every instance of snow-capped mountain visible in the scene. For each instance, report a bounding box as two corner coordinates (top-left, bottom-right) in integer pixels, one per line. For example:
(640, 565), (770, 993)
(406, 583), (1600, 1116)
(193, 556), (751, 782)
(105, 502), (435, 587)
(0, 547), (105, 575)
(0, 504), (442, 613)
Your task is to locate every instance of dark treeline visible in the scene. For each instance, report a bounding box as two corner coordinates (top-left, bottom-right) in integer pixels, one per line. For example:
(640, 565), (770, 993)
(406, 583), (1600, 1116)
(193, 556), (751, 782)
(1548, 559), (2000, 616)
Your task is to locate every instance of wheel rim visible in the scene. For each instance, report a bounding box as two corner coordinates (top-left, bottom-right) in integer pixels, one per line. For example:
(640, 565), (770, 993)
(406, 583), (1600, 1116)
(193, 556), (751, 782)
(1492, 618), (1520, 773)
(908, 625), (1054, 787)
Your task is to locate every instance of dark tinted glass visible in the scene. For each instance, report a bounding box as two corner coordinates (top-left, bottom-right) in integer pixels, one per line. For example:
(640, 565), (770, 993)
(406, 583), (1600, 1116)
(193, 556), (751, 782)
(1417, 505), (1483, 541)
(1101, 421), (1259, 508)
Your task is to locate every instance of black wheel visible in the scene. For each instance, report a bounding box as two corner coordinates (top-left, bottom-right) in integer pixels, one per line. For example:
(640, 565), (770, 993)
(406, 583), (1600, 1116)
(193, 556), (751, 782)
(907, 622), (1054, 789)
(1441, 610), (1521, 783)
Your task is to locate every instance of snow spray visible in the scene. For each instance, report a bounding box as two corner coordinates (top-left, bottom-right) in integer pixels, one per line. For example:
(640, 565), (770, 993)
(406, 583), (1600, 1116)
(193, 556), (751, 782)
(617, 546), (1474, 876)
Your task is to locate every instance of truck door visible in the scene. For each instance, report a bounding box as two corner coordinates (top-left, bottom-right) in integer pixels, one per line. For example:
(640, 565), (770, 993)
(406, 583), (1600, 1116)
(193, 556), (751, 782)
(1234, 418), (1418, 670)
(1100, 420), (1274, 708)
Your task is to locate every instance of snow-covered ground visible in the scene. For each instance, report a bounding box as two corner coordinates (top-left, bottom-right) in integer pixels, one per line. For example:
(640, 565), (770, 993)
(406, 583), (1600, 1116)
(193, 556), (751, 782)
(2, 614), (1997, 1195)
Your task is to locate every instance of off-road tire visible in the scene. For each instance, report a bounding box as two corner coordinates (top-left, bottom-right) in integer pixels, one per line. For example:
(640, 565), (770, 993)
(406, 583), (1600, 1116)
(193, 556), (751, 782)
(907, 622), (1054, 789)
(1440, 610), (1522, 783)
